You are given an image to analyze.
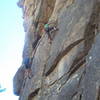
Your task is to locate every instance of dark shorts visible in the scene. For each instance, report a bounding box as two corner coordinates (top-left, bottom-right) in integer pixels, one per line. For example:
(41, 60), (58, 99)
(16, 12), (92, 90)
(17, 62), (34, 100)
(45, 27), (54, 34)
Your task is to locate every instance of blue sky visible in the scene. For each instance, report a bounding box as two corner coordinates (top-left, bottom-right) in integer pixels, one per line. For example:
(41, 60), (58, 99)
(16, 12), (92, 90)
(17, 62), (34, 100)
(0, 0), (24, 99)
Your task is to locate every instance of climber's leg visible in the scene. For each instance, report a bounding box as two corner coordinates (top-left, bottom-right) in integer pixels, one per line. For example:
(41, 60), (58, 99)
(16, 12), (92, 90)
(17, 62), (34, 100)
(24, 68), (32, 79)
(27, 68), (33, 79)
(44, 27), (52, 43)
(47, 31), (52, 44)
(23, 58), (33, 79)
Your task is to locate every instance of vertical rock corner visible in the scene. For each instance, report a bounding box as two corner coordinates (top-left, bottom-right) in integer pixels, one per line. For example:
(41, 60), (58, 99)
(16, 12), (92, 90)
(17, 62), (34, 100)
(13, 0), (100, 100)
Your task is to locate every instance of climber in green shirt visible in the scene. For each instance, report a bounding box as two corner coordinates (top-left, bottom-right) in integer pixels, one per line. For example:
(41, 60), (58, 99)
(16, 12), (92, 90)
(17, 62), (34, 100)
(44, 23), (57, 43)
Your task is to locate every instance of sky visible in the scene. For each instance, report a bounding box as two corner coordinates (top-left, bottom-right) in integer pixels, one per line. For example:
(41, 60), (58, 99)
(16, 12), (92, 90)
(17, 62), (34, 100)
(0, 0), (25, 99)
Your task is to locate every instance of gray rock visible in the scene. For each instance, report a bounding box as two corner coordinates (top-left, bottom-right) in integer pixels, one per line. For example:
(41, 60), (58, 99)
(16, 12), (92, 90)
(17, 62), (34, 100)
(82, 33), (100, 100)
(13, 66), (25, 96)
(13, 0), (100, 100)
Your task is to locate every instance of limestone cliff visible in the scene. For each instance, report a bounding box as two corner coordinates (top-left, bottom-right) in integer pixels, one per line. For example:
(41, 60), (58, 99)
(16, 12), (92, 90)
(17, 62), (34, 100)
(13, 0), (100, 100)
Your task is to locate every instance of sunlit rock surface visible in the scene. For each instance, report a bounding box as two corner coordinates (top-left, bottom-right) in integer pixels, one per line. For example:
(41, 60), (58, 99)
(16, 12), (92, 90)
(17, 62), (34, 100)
(13, 0), (100, 100)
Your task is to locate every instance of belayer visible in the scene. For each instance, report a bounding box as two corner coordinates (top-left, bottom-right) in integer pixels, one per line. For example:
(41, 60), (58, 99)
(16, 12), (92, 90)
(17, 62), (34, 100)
(22, 57), (32, 79)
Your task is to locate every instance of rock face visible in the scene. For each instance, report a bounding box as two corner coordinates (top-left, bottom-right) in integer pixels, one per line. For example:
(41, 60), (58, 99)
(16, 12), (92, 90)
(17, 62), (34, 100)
(13, 66), (25, 96)
(13, 0), (100, 100)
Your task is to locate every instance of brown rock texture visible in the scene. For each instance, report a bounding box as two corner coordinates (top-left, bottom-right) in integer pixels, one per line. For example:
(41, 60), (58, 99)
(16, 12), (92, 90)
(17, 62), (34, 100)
(13, 0), (100, 100)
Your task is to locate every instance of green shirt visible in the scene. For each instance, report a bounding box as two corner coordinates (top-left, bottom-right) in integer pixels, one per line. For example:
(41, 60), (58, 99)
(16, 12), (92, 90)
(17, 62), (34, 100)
(44, 24), (49, 29)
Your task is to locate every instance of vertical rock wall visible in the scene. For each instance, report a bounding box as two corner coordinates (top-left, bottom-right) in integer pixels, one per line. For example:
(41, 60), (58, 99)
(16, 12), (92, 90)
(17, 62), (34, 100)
(13, 0), (100, 100)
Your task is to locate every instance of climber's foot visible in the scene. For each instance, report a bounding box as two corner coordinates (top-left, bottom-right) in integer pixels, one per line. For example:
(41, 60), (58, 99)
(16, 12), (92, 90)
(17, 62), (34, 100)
(49, 39), (52, 44)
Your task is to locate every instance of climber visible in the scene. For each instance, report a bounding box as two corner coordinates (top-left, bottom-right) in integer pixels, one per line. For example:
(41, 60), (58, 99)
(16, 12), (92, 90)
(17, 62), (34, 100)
(22, 57), (33, 79)
(44, 23), (58, 43)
